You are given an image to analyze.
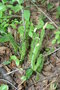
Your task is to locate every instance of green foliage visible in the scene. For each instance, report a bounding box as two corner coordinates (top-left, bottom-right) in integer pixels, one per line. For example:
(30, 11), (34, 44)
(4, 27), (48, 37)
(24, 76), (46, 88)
(28, 22), (34, 38)
(10, 19), (20, 29)
(0, 17), (9, 32)
(52, 30), (60, 44)
(36, 19), (55, 30)
(20, 41), (27, 63)
(45, 47), (55, 56)
(0, 3), (6, 18)
(29, 19), (55, 73)
(56, 6), (60, 18)
(36, 19), (44, 29)
(14, 5), (22, 13)
(46, 23), (55, 30)
(23, 10), (30, 21)
(2, 61), (11, 65)
(2, 0), (8, 3)
(21, 68), (33, 81)
(18, 21), (30, 63)
(0, 84), (8, 90)
(25, 68), (33, 79)
(31, 29), (45, 71)
(10, 55), (20, 66)
(7, 4), (22, 13)
(29, 34), (39, 60)
(21, 76), (26, 82)
(34, 54), (44, 72)
(0, 33), (18, 52)
(17, 0), (23, 4)
(47, 3), (54, 11)
(0, 0), (58, 81)
(18, 17), (33, 63)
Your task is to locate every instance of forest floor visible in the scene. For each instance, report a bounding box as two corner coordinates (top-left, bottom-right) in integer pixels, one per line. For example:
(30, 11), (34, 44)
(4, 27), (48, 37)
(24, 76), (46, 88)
(0, 0), (60, 90)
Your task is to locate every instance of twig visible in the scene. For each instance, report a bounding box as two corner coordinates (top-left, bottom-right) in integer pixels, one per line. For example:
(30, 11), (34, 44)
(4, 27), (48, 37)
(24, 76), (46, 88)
(4, 69), (19, 76)
(0, 79), (18, 90)
(31, 1), (59, 29)
(4, 68), (23, 76)
(44, 47), (60, 57)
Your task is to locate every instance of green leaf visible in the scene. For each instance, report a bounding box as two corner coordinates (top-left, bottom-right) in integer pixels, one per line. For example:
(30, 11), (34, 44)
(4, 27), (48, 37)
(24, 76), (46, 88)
(21, 76), (26, 82)
(45, 48), (55, 55)
(0, 3), (6, 17)
(34, 54), (44, 72)
(18, 26), (24, 35)
(12, 0), (15, 2)
(2, 61), (11, 65)
(36, 19), (44, 29)
(52, 30), (60, 44)
(20, 41), (27, 62)
(31, 29), (45, 70)
(14, 5), (22, 13)
(23, 10), (30, 21)
(21, 68), (33, 81)
(57, 6), (60, 13)
(0, 84), (8, 90)
(47, 3), (54, 11)
(28, 31), (33, 38)
(55, 34), (59, 39)
(10, 55), (20, 66)
(7, 4), (22, 12)
(28, 22), (34, 37)
(0, 33), (18, 52)
(26, 68), (33, 79)
(17, 0), (23, 4)
(0, 11), (2, 17)
(35, 72), (40, 81)
(4, 23), (9, 28)
(46, 24), (55, 29)
(6, 5), (13, 9)
(52, 39), (56, 44)
(56, 6), (60, 18)
(57, 40), (60, 44)
(55, 31), (60, 34)
(0, 3), (6, 11)
(2, 0), (7, 3)
(0, 30), (6, 34)
(37, 54), (44, 72)
(10, 23), (16, 29)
